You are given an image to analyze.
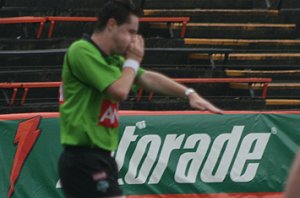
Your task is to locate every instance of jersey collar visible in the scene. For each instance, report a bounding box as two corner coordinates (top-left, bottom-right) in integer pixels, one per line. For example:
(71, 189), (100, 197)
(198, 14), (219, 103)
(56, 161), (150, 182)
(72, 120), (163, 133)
(82, 34), (109, 57)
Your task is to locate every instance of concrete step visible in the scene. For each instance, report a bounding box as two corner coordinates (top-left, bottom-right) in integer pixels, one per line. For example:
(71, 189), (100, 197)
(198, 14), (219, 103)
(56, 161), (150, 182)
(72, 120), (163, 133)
(1, 19), (295, 39)
(0, 65), (227, 82)
(229, 82), (300, 97)
(189, 53), (300, 65)
(143, 9), (285, 23)
(3, 35), (298, 51)
(0, 7), (55, 17)
(146, 63), (300, 70)
(3, 0), (108, 9)
(225, 69), (300, 80)
(184, 38), (300, 50)
(2, 0), (281, 9)
(258, 82), (300, 89)
(2, 48), (300, 67)
(143, 22), (297, 39)
(0, 38), (75, 50)
(142, 0), (280, 9)
(266, 99), (300, 105)
(0, 68), (61, 82)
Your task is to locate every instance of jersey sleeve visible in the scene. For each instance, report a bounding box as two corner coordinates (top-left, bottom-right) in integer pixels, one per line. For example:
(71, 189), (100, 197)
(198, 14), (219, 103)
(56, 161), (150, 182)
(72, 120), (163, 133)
(68, 44), (120, 93)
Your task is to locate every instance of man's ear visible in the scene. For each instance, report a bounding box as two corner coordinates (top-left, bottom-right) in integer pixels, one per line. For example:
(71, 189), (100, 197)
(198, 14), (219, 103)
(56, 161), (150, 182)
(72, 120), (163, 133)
(106, 18), (118, 32)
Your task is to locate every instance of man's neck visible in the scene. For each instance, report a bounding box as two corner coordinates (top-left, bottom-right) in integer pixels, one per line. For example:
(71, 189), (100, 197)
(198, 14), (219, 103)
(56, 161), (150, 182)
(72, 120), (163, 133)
(91, 32), (112, 55)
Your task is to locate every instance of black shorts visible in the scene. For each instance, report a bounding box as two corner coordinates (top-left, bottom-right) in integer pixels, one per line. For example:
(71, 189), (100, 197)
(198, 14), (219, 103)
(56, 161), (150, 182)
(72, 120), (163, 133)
(58, 146), (123, 198)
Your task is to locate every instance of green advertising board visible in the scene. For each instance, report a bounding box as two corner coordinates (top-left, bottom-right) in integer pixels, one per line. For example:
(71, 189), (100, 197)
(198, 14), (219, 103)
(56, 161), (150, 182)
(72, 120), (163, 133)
(0, 111), (300, 198)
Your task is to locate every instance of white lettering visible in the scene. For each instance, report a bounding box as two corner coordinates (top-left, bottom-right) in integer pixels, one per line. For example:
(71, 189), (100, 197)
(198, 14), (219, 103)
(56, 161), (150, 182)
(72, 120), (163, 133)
(115, 126), (138, 172)
(175, 134), (211, 183)
(100, 106), (118, 124)
(125, 135), (161, 184)
(230, 133), (271, 182)
(56, 179), (61, 188)
(116, 125), (271, 185)
(149, 134), (185, 184)
(201, 126), (243, 183)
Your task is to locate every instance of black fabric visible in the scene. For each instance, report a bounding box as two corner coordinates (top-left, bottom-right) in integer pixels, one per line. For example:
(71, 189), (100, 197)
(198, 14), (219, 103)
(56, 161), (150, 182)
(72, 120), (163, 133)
(82, 34), (108, 57)
(58, 146), (123, 198)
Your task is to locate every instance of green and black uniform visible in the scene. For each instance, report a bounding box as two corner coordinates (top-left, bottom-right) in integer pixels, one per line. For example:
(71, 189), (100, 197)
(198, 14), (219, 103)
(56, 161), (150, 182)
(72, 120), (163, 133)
(58, 36), (144, 198)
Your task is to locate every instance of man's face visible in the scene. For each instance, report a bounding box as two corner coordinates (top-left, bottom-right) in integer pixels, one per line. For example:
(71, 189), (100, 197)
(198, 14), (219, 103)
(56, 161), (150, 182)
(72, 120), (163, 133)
(110, 15), (139, 55)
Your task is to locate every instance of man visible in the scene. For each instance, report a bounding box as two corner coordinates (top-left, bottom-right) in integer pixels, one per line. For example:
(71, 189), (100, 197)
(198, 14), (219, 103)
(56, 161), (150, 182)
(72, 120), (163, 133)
(285, 150), (300, 198)
(58, 0), (223, 197)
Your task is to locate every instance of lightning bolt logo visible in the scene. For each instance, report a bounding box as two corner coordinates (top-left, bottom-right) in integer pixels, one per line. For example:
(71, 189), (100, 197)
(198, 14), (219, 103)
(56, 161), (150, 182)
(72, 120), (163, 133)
(8, 116), (42, 198)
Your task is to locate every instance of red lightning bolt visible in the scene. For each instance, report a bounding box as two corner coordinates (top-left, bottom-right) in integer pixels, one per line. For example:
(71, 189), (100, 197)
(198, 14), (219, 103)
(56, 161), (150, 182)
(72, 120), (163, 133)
(8, 116), (41, 198)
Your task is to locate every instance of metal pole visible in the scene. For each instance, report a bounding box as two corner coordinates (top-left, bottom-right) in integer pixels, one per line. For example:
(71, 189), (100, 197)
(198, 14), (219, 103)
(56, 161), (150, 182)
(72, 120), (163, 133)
(140, 0), (146, 10)
(277, 0), (283, 10)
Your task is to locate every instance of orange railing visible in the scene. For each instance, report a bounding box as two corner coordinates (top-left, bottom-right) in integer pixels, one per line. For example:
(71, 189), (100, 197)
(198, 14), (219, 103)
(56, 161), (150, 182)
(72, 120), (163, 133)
(0, 82), (61, 105)
(136, 78), (272, 101)
(0, 16), (47, 38)
(47, 16), (190, 38)
(0, 78), (272, 106)
(0, 16), (190, 38)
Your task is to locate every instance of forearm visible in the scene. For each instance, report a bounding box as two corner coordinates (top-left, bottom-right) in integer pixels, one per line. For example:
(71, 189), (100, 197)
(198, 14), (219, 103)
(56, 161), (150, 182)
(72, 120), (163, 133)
(139, 70), (223, 114)
(139, 71), (188, 97)
(107, 68), (136, 101)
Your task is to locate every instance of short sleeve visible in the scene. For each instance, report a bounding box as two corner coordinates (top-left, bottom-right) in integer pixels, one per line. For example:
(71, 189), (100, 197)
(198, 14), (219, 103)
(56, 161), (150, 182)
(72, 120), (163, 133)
(136, 67), (145, 80)
(68, 43), (121, 92)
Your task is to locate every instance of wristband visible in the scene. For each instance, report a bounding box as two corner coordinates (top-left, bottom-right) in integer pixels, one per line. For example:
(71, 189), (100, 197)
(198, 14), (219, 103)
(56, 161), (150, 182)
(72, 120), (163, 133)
(123, 59), (140, 75)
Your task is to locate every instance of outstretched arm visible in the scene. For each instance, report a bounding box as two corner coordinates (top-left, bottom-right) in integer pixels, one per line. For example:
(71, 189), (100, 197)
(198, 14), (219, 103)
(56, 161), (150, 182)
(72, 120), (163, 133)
(138, 70), (223, 114)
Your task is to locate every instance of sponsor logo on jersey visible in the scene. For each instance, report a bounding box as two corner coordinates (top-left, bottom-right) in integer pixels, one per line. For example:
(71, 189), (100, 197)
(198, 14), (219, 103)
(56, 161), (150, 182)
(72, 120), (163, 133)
(99, 100), (119, 128)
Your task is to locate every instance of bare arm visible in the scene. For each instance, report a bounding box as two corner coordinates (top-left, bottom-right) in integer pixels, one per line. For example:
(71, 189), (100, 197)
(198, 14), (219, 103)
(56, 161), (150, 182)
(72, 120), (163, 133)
(106, 35), (144, 101)
(138, 70), (223, 114)
(285, 150), (300, 198)
(106, 68), (136, 101)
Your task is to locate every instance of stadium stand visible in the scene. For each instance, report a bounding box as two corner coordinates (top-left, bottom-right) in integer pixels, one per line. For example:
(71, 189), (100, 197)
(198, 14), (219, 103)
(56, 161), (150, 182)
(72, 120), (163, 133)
(0, 77), (272, 106)
(47, 16), (190, 38)
(0, 0), (300, 113)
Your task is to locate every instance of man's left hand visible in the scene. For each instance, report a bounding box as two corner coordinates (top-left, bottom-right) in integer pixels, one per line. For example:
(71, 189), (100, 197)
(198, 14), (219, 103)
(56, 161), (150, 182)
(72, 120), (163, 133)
(188, 93), (223, 114)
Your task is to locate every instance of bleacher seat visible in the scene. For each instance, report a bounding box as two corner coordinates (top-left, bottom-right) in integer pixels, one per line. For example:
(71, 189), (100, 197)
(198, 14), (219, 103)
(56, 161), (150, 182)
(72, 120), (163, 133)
(0, 0), (300, 113)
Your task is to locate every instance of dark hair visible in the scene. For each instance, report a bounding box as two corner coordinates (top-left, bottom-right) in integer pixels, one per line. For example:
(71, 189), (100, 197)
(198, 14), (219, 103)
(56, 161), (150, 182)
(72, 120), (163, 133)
(95, 0), (140, 31)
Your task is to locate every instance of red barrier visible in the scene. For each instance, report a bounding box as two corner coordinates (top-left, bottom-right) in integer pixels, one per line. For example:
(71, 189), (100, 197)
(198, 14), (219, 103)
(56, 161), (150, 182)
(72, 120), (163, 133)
(0, 16), (47, 38)
(0, 78), (271, 106)
(0, 82), (61, 105)
(1, 110), (300, 121)
(47, 16), (190, 38)
(137, 78), (272, 101)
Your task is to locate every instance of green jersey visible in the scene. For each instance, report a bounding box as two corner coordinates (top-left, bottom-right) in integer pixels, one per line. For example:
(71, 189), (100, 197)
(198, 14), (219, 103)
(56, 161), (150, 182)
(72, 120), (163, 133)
(60, 38), (144, 151)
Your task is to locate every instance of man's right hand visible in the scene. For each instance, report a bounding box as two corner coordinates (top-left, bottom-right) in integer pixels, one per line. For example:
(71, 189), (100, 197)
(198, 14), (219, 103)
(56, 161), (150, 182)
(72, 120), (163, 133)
(126, 35), (145, 63)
